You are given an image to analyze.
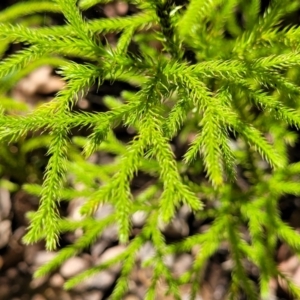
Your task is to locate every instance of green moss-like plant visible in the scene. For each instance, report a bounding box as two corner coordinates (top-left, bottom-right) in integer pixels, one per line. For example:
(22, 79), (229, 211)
(1, 0), (300, 298)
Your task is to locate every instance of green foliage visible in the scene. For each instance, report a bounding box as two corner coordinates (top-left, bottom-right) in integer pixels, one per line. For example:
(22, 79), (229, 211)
(1, 0), (300, 298)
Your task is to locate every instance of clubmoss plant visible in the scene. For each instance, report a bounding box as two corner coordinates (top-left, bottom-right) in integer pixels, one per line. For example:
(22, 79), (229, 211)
(1, 0), (300, 298)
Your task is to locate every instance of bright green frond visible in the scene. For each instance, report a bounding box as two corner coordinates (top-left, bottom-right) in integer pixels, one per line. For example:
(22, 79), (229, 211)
(0, 1), (61, 23)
